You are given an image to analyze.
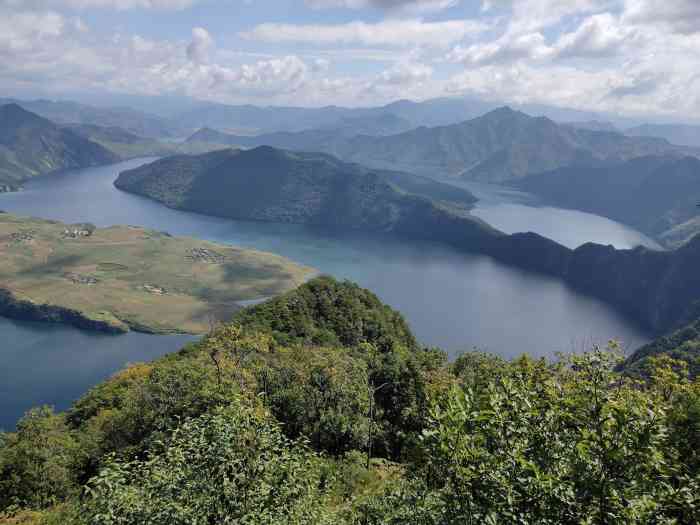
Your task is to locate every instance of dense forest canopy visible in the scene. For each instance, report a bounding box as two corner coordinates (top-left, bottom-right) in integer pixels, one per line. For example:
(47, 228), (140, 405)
(1, 276), (699, 524)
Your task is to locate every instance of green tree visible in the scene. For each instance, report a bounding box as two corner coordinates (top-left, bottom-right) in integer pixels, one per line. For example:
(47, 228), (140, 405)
(83, 404), (338, 525)
(0, 407), (80, 511)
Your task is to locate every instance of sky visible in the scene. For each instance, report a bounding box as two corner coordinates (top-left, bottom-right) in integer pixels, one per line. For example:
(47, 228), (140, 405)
(1, 0), (700, 121)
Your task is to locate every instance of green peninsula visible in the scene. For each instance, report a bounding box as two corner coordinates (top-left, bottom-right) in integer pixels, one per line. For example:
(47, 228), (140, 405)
(0, 213), (312, 334)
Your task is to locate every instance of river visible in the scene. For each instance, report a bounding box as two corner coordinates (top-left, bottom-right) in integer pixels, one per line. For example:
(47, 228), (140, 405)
(0, 159), (656, 428)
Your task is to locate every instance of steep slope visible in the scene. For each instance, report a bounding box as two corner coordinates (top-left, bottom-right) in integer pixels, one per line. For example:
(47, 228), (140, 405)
(183, 108), (688, 182)
(516, 155), (700, 245)
(0, 104), (119, 189)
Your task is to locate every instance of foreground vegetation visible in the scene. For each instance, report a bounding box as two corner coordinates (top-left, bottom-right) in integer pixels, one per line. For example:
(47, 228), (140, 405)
(0, 213), (311, 334)
(1, 276), (699, 524)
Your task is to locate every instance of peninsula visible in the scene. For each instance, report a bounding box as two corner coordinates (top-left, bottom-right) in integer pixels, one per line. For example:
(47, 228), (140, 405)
(0, 213), (312, 334)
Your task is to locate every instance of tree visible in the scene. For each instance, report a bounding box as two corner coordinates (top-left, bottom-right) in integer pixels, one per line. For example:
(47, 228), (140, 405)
(83, 404), (338, 525)
(0, 407), (80, 511)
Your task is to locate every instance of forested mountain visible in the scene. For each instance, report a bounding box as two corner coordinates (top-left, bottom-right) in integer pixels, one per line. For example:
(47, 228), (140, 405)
(183, 107), (691, 182)
(0, 98), (185, 139)
(0, 104), (118, 189)
(624, 316), (700, 377)
(627, 123), (700, 148)
(114, 146), (481, 229)
(516, 155), (700, 246)
(115, 147), (700, 335)
(173, 95), (625, 135)
(173, 96), (495, 134)
(2, 276), (699, 524)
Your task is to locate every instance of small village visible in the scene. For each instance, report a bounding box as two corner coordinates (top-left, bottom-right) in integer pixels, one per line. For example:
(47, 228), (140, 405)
(64, 272), (99, 286)
(62, 226), (94, 239)
(186, 247), (227, 264)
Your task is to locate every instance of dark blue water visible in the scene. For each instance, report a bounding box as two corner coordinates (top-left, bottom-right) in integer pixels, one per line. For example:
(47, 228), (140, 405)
(0, 159), (654, 428)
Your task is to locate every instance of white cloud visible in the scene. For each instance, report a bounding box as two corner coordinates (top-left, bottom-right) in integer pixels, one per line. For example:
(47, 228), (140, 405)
(623, 0), (700, 34)
(0, 10), (66, 54)
(187, 27), (213, 65)
(3, 0), (700, 118)
(553, 13), (635, 59)
(449, 32), (552, 65)
(377, 61), (433, 85)
(449, 12), (636, 65)
(209, 56), (310, 95)
(241, 19), (487, 48)
(305, 0), (459, 12)
(0, 0), (200, 9)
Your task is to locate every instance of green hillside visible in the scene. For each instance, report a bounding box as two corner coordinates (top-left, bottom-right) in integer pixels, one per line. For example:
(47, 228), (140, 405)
(516, 155), (700, 247)
(0, 104), (119, 189)
(2, 276), (699, 524)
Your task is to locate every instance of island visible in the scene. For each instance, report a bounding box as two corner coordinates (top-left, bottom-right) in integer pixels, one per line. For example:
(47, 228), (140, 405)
(0, 212), (313, 334)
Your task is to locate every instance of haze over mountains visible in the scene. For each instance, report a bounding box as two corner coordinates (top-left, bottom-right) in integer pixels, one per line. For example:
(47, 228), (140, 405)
(184, 107), (697, 182)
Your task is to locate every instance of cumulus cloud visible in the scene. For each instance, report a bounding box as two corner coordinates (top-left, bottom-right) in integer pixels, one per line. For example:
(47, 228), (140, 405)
(481, 0), (613, 32)
(241, 19), (487, 48)
(4, 0), (700, 118)
(209, 56), (310, 95)
(623, 0), (700, 34)
(449, 32), (551, 65)
(187, 27), (213, 65)
(0, 0), (200, 9)
(449, 12), (636, 65)
(553, 13), (635, 59)
(305, 0), (459, 12)
(378, 61), (432, 85)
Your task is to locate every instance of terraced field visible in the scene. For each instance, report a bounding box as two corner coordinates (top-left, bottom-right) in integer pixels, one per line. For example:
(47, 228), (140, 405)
(0, 213), (313, 334)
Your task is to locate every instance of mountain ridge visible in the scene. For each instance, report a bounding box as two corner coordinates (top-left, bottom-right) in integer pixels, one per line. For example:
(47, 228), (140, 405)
(183, 107), (694, 182)
(0, 104), (119, 189)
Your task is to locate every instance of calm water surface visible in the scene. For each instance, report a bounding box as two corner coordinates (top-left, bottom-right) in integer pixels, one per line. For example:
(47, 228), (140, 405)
(0, 159), (654, 428)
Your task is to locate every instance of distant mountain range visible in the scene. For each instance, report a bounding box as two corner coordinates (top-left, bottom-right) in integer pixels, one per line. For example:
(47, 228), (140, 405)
(0, 104), (118, 190)
(63, 123), (176, 159)
(115, 147), (700, 335)
(626, 123), (700, 148)
(516, 155), (700, 247)
(0, 98), (186, 139)
(184, 107), (696, 182)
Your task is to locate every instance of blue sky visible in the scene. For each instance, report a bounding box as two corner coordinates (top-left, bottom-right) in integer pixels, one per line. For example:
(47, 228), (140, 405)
(1, 1), (700, 121)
